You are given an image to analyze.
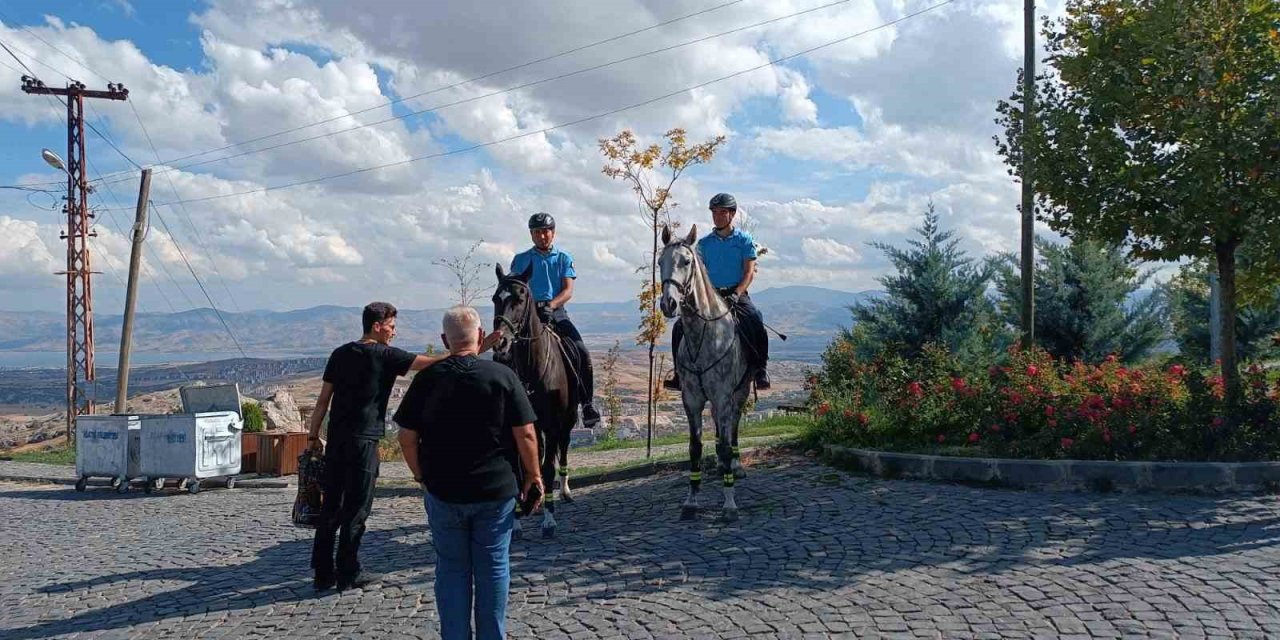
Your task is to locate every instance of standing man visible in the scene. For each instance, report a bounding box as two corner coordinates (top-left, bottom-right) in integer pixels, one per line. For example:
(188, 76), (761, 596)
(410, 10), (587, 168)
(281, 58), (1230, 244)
(510, 212), (602, 428)
(665, 193), (771, 390)
(394, 306), (543, 640)
(307, 302), (450, 592)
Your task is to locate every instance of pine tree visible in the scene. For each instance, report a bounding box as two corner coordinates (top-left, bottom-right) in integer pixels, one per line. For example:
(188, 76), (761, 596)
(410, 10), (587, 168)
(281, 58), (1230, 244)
(846, 204), (1005, 360)
(1165, 263), (1280, 364)
(996, 238), (1166, 363)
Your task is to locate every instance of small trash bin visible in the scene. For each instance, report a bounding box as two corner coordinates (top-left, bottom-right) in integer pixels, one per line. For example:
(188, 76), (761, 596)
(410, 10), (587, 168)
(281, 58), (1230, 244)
(138, 411), (243, 494)
(74, 415), (143, 493)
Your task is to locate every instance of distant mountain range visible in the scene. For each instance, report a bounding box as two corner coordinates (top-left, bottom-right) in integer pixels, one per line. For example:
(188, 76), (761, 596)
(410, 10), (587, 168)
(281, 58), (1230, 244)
(0, 285), (880, 356)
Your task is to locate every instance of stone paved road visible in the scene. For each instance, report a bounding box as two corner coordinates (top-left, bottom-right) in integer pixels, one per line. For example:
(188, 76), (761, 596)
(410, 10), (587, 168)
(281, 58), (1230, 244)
(3, 456), (1280, 639)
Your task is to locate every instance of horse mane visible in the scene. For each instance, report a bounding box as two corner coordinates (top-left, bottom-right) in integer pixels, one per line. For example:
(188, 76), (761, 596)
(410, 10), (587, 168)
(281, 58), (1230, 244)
(684, 238), (729, 318)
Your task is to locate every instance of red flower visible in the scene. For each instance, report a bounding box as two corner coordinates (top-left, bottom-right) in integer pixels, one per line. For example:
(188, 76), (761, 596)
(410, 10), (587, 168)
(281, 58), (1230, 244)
(988, 365), (1001, 379)
(1102, 430), (1112, 444)
(907, 381), (924, 398)
(1060, 437), (1074, 449)
(816, 403), (831, 417)
(936, 434), (946, 444)
(1026, 365), (1040, 377)
(951, 377), (967, 392)
(1105, 354), (1118, 363)
(1128, 424), (1137, 435)
(1044, 405), (1056, 418)
(1047, 419), (1058, 428)
(1212, 416), (1225, 429)
(989, 424), (1001, 433)
(968, 432), (980, 444)
(842, 409), (854, 419)
(856, 412), (870, 426)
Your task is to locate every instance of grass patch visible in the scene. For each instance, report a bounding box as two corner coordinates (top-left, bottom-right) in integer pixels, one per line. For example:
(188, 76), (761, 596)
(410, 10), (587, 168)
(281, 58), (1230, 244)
(579, 415), (812, 453)
(1, 444), (75, 466)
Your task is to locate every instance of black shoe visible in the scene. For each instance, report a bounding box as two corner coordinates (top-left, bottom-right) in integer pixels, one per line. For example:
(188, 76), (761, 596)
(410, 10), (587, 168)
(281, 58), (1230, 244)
(754, 369), (771, 390)
(582, 404), (602, 428)
(663, 374), (681, 391)
(336, 570), (383, 591)
(314, 573), (336, 592)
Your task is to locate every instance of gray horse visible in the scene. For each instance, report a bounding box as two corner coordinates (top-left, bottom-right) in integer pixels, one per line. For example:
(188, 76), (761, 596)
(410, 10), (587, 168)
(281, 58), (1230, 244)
(658, 224), (752, 522)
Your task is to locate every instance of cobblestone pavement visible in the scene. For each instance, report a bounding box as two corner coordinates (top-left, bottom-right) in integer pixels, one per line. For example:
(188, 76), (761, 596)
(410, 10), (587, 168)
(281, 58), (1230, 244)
(3, 456), (1280, 639)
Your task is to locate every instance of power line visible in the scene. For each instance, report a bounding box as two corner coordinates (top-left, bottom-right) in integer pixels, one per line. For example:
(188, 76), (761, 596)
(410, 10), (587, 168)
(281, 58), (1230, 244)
(149, 200), (248, 359)
(99, 0), (956, 212)
(127, 99), (244, 313)
(98, 0), (856, 183)
(147, 0), (749, 168)
(6, 30), (249, 356)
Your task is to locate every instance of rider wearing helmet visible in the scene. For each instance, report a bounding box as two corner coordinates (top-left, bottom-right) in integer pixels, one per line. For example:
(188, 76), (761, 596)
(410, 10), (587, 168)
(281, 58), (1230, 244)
(664, 193), (771, 391)
(510, 213), (602, 428)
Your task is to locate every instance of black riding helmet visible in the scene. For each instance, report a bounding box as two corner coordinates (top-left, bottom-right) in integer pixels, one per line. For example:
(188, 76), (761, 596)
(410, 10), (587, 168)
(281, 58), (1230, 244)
(709, 193), (737, 210)
(528, 212), (556, 230)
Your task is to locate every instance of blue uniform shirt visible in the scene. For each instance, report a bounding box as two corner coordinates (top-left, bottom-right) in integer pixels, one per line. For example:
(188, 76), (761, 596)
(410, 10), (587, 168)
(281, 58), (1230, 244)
(510, 247), (576, 302)
(698, 227), (757, 289)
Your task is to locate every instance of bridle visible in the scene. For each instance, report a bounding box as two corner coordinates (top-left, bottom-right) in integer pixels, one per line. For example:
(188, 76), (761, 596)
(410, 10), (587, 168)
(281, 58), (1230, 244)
(661, 243), (733, 323)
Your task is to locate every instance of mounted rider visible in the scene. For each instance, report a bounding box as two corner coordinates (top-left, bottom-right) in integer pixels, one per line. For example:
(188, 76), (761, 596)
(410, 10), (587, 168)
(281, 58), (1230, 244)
(664, 192), (770, 391)
(509, 212), (603, 428)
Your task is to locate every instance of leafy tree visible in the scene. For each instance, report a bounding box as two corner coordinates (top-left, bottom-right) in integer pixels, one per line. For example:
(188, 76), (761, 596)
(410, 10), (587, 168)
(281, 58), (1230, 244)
(599, 128), (724, 456)
(995, 0), (1280, 405)
(433, 239), (486, 306)
(996, 237), (1166, 363)
(847, 204), (1005, 361)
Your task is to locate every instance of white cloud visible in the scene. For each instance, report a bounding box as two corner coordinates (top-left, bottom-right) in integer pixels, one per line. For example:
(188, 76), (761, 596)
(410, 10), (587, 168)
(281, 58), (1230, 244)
(801, 237), (862, 265)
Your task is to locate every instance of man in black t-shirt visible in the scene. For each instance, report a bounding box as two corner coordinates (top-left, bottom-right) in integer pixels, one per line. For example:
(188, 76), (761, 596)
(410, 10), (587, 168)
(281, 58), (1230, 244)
(306, 302), (451, 592)
(394, 306), (542, 640)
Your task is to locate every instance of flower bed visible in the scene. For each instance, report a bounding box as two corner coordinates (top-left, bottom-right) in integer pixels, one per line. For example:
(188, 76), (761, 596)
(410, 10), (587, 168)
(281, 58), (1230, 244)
(808, 343), (1280, 462)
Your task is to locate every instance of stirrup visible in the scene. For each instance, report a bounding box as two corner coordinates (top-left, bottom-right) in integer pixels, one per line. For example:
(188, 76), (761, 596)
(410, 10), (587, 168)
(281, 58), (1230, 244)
(662, 375), (681, 391)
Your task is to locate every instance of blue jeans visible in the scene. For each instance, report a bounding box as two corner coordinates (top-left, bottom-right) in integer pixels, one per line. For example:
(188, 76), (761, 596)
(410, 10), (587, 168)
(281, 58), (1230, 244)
(425, 493), (515, 640)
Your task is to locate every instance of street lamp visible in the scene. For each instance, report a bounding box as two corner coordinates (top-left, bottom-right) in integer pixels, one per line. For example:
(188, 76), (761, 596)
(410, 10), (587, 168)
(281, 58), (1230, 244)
(42, 148), (67, 173)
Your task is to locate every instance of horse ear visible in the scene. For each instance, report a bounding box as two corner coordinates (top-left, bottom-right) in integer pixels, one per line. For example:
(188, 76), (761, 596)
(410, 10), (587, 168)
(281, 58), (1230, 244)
(495, 263), (505, 280)
(661, 225), (672, 245)
(518, 262), (533, 282)
(685, 224), (697, 245)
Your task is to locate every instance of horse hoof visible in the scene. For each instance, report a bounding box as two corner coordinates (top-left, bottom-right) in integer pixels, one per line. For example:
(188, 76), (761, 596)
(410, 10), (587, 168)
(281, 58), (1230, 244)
(680, 506), (698, 521)
(560, 491), (574, 504)
(722, 509), (739, 523)
(541, 526), (556, 539)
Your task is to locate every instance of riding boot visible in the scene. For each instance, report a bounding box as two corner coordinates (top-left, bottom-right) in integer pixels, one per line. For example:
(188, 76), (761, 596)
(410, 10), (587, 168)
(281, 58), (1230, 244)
(663, 372), (681, 391)
(582, 403), (602, 428)
(754, 368), (771, 390)
(664, 321), (683, 391)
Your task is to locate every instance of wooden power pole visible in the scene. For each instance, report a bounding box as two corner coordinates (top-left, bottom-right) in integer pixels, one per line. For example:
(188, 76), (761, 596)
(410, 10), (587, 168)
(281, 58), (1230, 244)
(1019, 0), (1036, 349)
(116, 169), (151, 414)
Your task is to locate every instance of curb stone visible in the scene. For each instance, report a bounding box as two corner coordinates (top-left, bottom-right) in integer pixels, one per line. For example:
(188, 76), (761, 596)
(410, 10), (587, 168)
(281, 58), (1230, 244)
(824, 444), (1280, 494)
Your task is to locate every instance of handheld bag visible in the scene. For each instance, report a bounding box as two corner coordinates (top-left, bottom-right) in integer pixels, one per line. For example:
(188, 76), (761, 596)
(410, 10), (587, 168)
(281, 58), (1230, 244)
(291, 450), (326, 528)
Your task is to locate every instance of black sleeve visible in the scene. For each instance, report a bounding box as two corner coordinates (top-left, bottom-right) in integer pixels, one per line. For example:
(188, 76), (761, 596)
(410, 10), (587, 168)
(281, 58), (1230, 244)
(505, 371), (538, 428)
(385, 346), (417, 377)
(321, 347), (343, 384)
(392, 373), (429, 432)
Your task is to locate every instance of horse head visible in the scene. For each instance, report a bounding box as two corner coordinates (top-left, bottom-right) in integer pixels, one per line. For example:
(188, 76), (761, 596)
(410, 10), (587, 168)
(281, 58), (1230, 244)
(491, 262), (534, 356)
(658, 224), (699, 319)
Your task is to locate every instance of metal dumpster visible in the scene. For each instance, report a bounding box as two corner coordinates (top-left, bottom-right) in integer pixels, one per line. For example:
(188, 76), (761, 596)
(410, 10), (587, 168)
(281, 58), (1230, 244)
(74, 415), (143, 493)
(138, 411), (243, 494)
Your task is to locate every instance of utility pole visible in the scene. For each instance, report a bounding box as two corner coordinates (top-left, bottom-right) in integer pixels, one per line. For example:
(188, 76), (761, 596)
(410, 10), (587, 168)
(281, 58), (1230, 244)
(1209, 271), (1223, 363)
(21, 76), (129, 442)
(1019, 0), (1036, 349)
(116, 169), (151, 414)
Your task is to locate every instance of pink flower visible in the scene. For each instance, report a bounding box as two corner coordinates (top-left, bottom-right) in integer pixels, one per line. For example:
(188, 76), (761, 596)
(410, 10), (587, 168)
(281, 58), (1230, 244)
(1212, 417), (1225, 429)
(968, 432), (980, 444)
(1044, 406), (1056, 418)
(989, 424), (1002, 433)
(951, 377), (967, 392)
(936, 434), (946, 444)
(1102, 430), (1112, 444)
(1128, 424), (1137, 435)
(1061, 437), (1074, 449)
(907, 381), (924, 398)
(1026, 365), (1040, 377)
(1105, 354), (1118, 363)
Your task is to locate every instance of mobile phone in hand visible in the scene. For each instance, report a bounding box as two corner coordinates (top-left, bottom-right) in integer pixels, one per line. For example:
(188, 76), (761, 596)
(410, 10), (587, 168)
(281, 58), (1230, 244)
(520, 482), (543, 516)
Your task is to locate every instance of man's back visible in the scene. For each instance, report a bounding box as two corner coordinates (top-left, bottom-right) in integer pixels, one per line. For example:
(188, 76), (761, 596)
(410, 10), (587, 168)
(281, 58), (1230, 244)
(393, 355), (537, 504)
(325, 341), (416, 441)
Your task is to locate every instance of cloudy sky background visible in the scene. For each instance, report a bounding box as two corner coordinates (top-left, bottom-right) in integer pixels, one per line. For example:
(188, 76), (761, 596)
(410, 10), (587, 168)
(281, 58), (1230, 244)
(0, 0), (1064, 314)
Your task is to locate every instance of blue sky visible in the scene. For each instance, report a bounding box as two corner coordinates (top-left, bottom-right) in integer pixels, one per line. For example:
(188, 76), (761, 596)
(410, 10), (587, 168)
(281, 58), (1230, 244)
(0, 0), (1040, 314)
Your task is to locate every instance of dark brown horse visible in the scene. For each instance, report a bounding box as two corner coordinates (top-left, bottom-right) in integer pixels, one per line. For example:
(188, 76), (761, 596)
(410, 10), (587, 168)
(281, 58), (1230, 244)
(491, 263), (579, 538)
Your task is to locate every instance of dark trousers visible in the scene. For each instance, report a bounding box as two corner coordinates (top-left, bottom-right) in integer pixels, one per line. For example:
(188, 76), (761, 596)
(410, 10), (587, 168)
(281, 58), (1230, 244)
(311, 438), (380, 579)
(544, 307), (595, 404)
(671, 291), (769, 370)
